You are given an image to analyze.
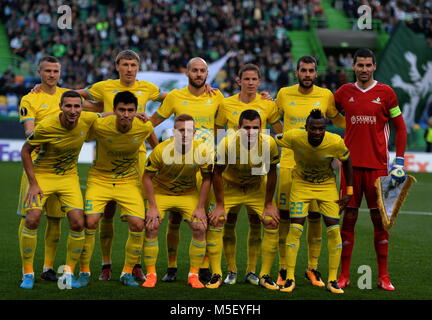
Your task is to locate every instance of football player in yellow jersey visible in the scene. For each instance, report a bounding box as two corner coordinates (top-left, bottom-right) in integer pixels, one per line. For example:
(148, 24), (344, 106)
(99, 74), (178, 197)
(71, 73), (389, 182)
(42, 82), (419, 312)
(275, 56), (346, 287)
(214, 63), (283, 286)
(142, 114), (212, 288)
(207, 109), (280, 289)
(150, 57), (224, 283)
(74, 91), (153, 287)
(276, 109), (353, 294)
(19, 91), (99, 289)
(76, 50), (164, 281)
(18, 56), (76, 283)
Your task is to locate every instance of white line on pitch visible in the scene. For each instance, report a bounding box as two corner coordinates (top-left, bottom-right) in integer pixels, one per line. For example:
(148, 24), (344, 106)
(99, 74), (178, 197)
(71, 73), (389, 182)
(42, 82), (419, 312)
(359, 208), (432, 216)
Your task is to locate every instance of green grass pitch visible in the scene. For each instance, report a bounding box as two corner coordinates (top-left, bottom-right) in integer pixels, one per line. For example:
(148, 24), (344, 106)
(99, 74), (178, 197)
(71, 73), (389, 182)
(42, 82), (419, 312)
(1, 161), (431, 300)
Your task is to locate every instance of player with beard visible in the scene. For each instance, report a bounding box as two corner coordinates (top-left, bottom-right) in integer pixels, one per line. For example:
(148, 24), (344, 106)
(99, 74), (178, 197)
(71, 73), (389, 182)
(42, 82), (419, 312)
(275, 56), (346, 288)
(149, 57), (224, 283)
(334, 48), (407, 291)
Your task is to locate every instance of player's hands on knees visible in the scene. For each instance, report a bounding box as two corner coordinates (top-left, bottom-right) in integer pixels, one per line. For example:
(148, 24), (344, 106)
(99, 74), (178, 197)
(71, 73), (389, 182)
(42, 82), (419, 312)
(262, 203), (279, 228)
(208, 204), (226, 227)
(191, 207), (208, 231)
(204, 83), (217, 96)
(335, 195), (352, 212)
(136, 113), (149, 122)
(145, 207), (161, 231)
(26, 183), (44, 208)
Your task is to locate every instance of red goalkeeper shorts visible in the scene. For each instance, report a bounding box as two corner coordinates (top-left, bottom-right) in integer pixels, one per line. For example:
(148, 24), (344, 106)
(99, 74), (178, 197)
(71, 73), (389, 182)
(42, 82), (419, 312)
(340, 167), (388, 209)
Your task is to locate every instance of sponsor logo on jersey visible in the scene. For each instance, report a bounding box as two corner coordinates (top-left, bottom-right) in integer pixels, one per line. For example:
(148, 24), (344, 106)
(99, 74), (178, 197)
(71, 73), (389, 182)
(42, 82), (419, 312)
(350, 115), (377, 125)
(371, 97), (382, 104)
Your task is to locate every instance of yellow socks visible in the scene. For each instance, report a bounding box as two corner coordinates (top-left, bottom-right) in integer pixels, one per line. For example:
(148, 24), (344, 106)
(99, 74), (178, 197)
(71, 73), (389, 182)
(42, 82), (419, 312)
(20, 226), (37, 274)
(79, 228), (97, 274)
(259, 227), (279, 277)
(166, 221), (180, 268)
(286, 223), (304, 280)
(189, 238), (206, 270)
(65, 230), (85, 274)
(327, 225), (342, 282)
(278, 218), (290, 270)
(143, 236), (159, 274)
(307, 217), (322, 271)
(122, 230), (144, 274)
(223, 222), (237, 272)
(99, 217), (114, 265)
(246, 223), (261, 273)
(43, 217), (61, 271)
(206, 226), (223, 276)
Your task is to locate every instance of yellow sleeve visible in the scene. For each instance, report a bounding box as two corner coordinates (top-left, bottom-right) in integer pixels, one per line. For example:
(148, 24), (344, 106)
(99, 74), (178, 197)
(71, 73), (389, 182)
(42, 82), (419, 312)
(28, 122), (50, 147)
(214, 101), (227, 127)
(145, 146), (162, 173)
(275, 90), (284, 118)
(334, 136), (350, 161)
(326, 93), (346, 129)
(85, 81), (105, 101)
(147, 82), (162, 101)
(267, 101), (280, 125)
(19, 96), (36, 123)
(269, 137), (280, 164)
(142, 121), (154, 140)
(155, 91), (176, 119)
(275, 131), (293, 149)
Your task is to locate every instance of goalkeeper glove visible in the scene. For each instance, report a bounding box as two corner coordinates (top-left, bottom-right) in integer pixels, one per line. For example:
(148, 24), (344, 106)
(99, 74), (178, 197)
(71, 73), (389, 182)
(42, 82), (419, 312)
(390, 157), (407, 186)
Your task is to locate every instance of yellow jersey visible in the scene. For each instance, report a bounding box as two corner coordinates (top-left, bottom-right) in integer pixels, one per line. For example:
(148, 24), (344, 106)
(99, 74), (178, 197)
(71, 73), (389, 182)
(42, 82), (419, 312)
(155, 87), (224, 143)
(87, 116), (154, 183)
(275, 129), (350, 184)
(19, 87), (69, 126)
(28, 111), (99, 175)
(216, 133), (280, 186)
(85, 79), (161, 113)
(276, 84), (345, 168)
(215, 93), (279, 131)
(145, 138), (213, 195)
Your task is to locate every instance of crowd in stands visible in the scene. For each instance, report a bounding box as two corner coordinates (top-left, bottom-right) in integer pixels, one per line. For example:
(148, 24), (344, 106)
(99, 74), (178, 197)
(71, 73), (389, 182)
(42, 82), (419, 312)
(0, 0), (430, 118)
(340, 0), (432, 38)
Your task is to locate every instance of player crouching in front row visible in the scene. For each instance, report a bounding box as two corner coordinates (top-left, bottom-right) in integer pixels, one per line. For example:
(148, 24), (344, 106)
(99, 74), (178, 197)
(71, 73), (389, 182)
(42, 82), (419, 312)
(275, 109), (353, 294)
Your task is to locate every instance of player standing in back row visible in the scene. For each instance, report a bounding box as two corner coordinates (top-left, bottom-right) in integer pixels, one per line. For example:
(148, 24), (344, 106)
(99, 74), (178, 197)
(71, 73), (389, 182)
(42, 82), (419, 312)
(334, 48), (407, 291)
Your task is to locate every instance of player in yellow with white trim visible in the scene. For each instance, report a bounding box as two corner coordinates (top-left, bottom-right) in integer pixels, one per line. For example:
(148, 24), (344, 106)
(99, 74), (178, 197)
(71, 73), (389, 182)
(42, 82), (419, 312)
(215, 63), (283, 286)
(142, 114), (212, 288)
(150, 57), (224, 283)
(207, 109), (280, 290)
(19, 91), (99, 289)
(77, 50), (163, 281)
(275, 56), (346, 287)
(74, 91), (154, 287)
(275, 109), (353, 294)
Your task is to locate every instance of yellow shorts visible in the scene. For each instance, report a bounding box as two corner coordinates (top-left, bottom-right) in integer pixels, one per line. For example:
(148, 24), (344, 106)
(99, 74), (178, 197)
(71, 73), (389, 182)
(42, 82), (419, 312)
(17, 171), (65, 218)
(146, 192), (199, 222)
(278, 167), (319, 213)
(209, 179), (272, 218)
(289, 178), (339, 220)
(23, 173), (83, 214)
(84, 178), (145, 220)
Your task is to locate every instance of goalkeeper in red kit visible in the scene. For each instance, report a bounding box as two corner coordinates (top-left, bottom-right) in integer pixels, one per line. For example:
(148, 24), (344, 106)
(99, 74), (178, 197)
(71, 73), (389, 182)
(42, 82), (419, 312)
(334, 48), (407, 291)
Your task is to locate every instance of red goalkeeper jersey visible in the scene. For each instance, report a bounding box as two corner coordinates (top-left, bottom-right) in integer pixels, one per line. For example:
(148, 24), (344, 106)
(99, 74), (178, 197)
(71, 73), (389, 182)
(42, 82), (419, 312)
(334, 81), (399, 170)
